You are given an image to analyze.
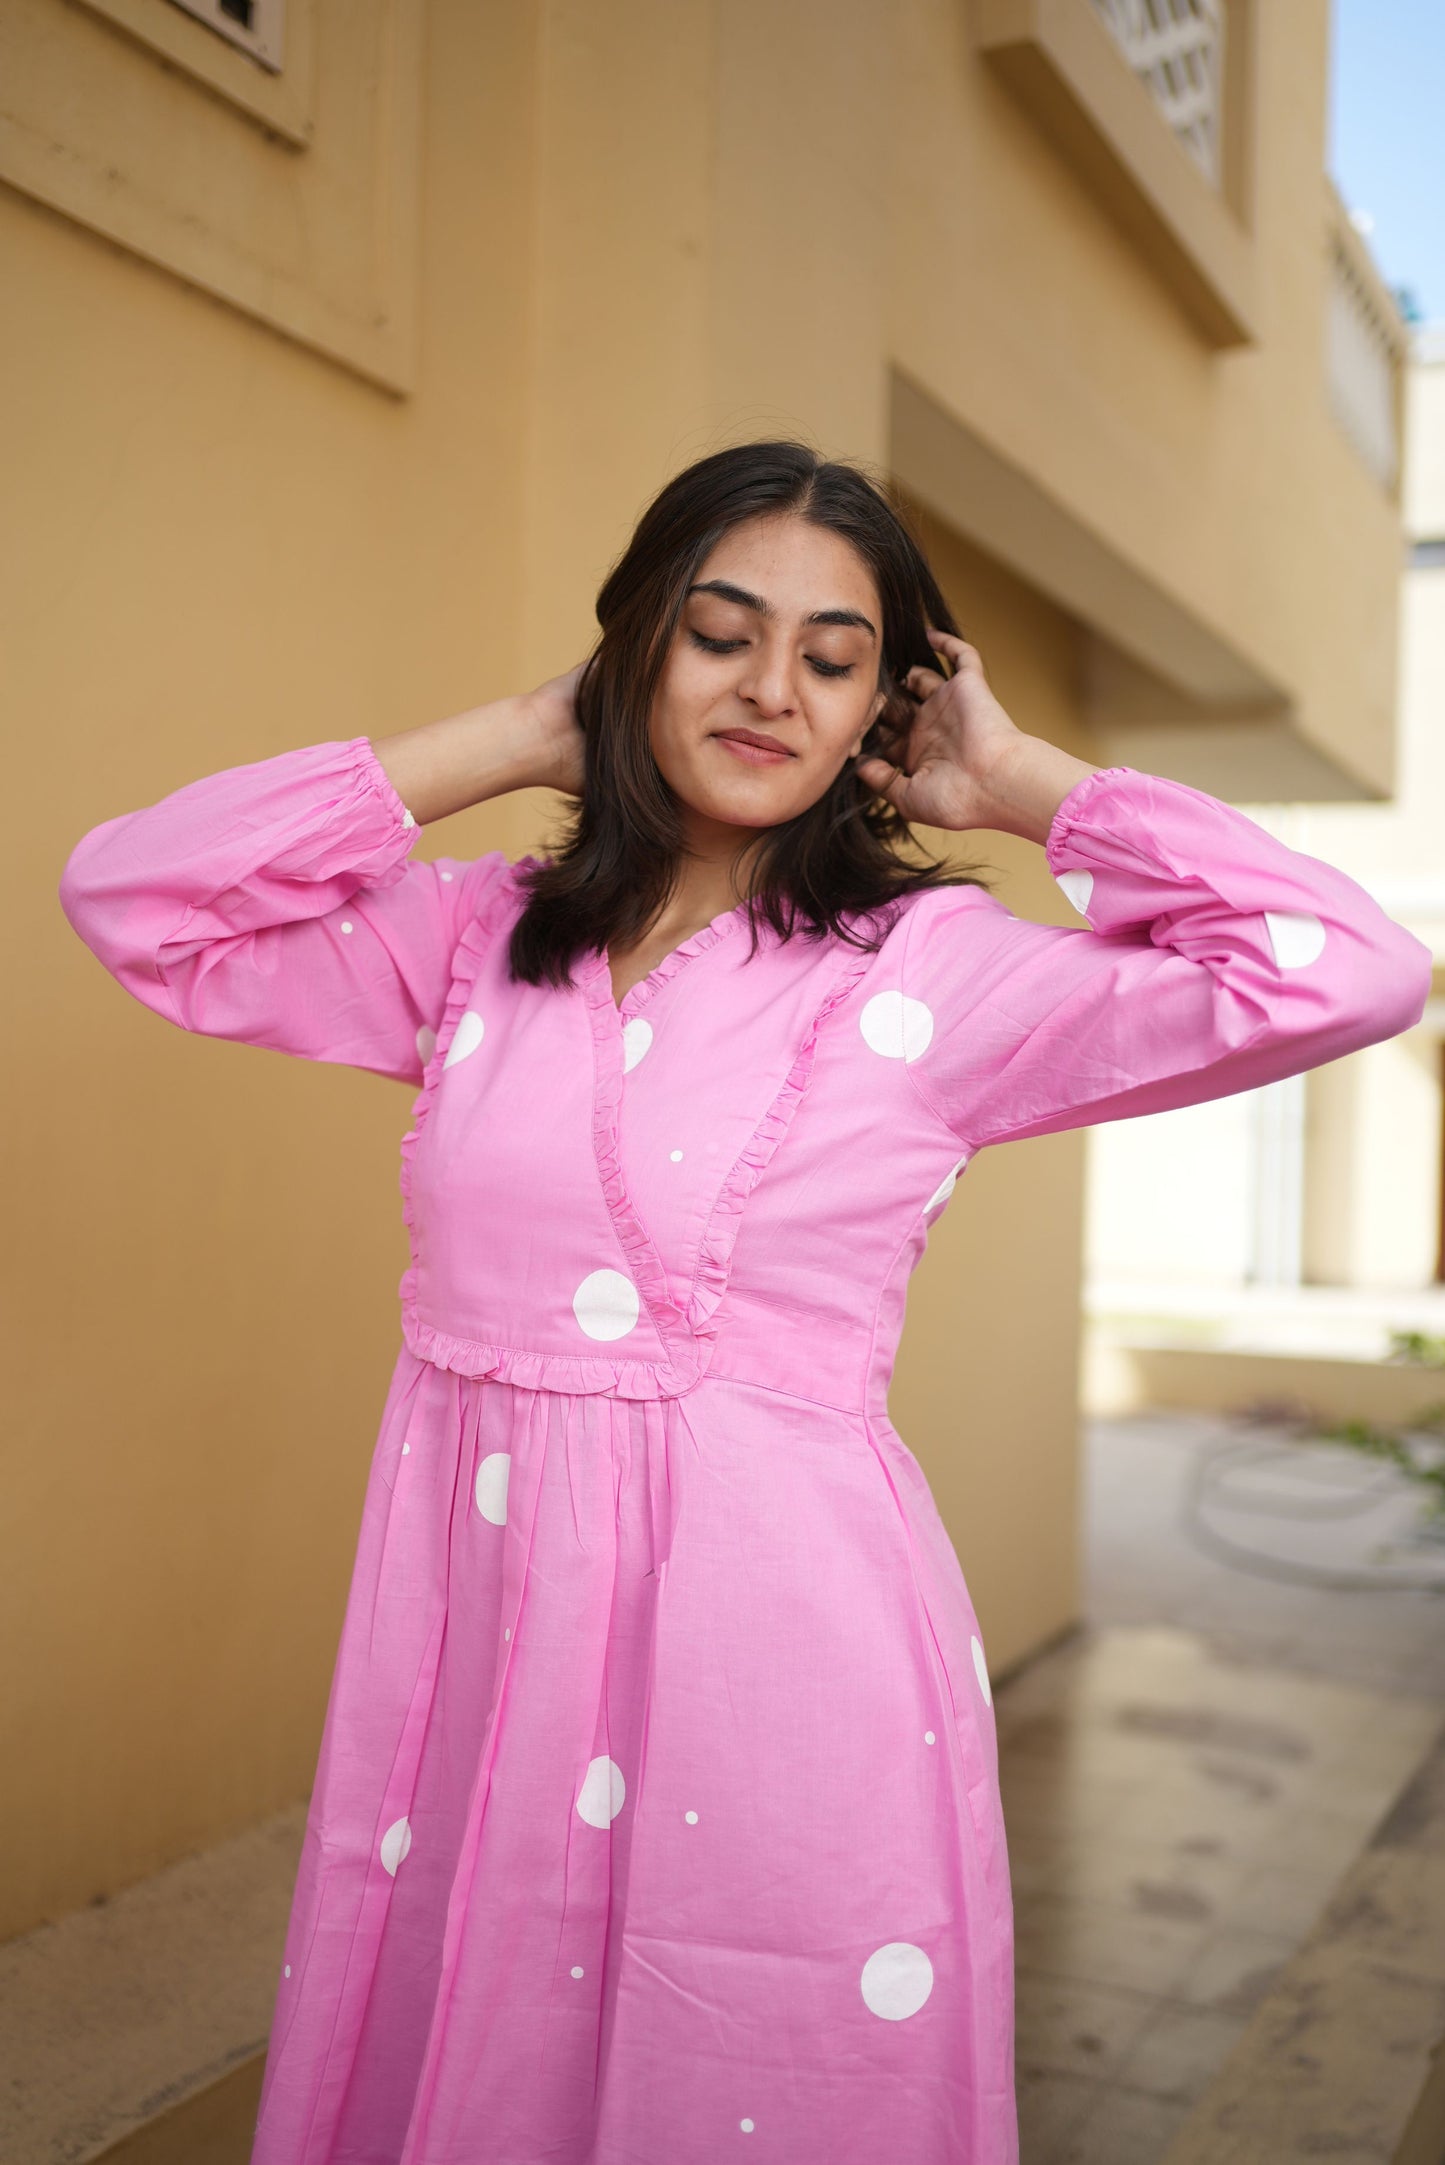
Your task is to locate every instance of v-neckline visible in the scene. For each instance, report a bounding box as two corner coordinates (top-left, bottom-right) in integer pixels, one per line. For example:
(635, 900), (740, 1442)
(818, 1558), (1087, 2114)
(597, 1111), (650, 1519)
(603, 902), (754, 1020)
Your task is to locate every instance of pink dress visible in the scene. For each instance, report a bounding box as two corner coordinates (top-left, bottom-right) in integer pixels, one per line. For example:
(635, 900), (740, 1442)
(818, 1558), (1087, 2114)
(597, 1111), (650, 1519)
(58, 736), (1430, 2163)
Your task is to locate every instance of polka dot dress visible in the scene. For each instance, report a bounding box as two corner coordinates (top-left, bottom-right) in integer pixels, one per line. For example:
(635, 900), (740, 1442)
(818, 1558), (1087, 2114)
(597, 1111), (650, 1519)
(56, 736), (1431, 2165)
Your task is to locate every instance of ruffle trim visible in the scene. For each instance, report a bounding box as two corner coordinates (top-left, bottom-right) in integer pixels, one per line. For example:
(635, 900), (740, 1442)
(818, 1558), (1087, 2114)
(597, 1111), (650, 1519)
(613, 904), (751, 1020)
(396, 854), (537, 1360)
(400, 887), (887, 1401)
(580, 921), (884, 1393)
(581, 950), (711, 1394)
(399, 1309), (682, 1401)
(684, 936), (882, 1335)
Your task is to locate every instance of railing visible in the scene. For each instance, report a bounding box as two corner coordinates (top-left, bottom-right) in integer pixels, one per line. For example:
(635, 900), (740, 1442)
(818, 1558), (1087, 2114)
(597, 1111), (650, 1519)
(1089, 0), (1224, 184)
(1325, 183), (1407, 492)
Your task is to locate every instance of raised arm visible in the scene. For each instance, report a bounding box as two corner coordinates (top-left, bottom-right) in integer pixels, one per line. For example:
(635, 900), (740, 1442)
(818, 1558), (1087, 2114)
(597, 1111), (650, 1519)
(58, 677), (586, 1085)
(858, 633), (1432, 1150)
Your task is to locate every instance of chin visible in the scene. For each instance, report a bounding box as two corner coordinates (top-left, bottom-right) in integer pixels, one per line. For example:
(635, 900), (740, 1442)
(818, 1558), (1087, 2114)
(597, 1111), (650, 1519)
(688, 783), (798, 829)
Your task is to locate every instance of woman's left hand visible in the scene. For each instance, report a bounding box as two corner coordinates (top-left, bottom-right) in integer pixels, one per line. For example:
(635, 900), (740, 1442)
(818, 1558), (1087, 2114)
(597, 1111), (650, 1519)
(854, 630), (1098, 843)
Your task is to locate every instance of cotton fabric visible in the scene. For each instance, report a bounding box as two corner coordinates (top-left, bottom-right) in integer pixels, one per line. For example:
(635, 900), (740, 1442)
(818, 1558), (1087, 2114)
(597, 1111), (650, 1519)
(59, 737), (1431, 2164)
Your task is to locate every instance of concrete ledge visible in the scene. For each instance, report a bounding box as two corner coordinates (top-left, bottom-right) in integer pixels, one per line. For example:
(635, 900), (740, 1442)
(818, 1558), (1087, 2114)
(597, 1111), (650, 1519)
(1161, 1725), (1445, 2163)
(1084, 1341), (1445, 1427)
(0, 1805), (302, 2165)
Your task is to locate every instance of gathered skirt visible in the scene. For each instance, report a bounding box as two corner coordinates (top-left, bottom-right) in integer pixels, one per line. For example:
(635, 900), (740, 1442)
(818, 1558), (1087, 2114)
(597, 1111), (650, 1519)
(250, 1349), (1017, 2163)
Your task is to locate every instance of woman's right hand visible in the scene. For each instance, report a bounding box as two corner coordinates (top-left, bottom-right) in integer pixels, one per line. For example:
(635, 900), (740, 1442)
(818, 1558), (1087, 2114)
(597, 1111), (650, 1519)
(519, 661), (588, 797)
(372, 664), (589, 826)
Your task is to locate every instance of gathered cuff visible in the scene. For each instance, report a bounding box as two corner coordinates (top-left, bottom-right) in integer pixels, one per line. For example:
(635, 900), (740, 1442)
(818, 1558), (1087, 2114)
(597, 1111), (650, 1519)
(1044, 765), (1136, 874)
(243, 734), (421, 897)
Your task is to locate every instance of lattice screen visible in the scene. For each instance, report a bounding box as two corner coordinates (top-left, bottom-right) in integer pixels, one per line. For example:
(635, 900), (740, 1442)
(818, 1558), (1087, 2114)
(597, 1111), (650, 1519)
(1090, 0), (1224, 184)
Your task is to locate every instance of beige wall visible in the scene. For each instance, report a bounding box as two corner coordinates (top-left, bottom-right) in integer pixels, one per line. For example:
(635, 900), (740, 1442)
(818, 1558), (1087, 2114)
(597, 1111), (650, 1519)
(3, 0), (1401, 1939)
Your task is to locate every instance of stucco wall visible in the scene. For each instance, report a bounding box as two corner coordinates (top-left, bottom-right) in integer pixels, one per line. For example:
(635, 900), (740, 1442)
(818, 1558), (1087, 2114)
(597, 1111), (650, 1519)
(4, 0), (1398, 1939)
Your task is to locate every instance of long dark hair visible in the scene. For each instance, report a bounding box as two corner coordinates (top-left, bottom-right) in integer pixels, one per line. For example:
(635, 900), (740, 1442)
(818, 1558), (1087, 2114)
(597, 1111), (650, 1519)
(508, 439), (991, 986)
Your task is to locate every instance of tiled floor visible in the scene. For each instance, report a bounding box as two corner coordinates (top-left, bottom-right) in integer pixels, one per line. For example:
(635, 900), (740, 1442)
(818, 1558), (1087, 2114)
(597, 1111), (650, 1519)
(999, 1411), (1445, 2165)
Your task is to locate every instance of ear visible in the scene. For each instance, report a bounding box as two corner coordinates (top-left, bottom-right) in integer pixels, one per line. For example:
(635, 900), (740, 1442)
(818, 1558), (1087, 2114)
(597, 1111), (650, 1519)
(851, 683), (887, 756)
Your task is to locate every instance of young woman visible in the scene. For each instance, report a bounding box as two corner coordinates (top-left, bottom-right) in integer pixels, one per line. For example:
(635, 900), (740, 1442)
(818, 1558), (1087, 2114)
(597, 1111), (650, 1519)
(59, 441), (1430, 2164)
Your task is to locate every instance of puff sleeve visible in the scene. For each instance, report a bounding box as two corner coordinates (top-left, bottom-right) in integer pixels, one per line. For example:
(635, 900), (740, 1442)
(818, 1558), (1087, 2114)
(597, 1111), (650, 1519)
(897, 765), (1432, 1151)
(58, 734), (512, 1087)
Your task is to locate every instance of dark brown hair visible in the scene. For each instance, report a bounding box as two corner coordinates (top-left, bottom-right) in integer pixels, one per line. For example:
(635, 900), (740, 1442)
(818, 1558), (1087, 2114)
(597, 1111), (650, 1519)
(508, 439), (990, 986)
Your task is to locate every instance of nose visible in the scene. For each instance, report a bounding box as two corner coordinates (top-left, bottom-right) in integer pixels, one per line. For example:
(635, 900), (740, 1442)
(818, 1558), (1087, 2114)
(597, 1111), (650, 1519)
(736, 636), (799, 720)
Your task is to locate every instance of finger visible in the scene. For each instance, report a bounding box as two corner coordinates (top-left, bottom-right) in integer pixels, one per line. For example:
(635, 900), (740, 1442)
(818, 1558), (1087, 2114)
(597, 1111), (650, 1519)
(855, 755), (913, 811)
(905, 664), (947, 698)
(854, 754), (901, 795)
(925, 627), (978, 666)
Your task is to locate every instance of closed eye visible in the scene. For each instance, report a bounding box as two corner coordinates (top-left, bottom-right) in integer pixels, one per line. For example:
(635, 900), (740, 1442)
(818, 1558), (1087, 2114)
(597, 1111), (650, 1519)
(688, 628), (855, 678)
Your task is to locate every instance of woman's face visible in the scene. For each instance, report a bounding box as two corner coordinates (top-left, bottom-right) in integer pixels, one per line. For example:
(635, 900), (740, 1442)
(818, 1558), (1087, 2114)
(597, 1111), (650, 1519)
(649, 512), (887, 844)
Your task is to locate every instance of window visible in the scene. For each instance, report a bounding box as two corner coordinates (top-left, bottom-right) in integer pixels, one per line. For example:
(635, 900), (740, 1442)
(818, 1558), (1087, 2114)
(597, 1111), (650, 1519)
(167, 0), (284, 73)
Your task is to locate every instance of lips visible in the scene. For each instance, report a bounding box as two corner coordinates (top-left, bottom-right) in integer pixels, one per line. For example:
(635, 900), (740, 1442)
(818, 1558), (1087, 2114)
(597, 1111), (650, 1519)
(712, 728), (795, 765)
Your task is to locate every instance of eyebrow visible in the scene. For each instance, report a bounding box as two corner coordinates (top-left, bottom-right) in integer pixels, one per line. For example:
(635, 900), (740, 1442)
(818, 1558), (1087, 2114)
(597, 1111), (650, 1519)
(687, 579), (877, 639)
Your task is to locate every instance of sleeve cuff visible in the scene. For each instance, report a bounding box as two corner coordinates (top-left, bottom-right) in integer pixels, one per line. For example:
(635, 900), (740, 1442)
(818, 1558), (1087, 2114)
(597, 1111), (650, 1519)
(1045, 765), (1136, 872)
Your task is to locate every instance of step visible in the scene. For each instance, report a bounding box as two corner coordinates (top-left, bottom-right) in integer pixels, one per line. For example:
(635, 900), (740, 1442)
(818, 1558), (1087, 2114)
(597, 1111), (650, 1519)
(0, 1806), (303, 2165)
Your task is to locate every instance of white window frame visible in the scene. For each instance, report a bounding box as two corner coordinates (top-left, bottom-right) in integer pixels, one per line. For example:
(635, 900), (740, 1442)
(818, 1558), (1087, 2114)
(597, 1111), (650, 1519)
(166, 0), (284, 73)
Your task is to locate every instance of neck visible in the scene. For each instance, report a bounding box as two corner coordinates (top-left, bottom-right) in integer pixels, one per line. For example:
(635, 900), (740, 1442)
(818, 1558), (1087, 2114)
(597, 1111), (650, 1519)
(659, 809), (767, 931)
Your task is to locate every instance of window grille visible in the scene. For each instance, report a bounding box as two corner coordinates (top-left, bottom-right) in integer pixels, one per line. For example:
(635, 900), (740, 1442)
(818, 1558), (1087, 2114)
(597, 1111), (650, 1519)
(166, 0), (284, 73)
(1089, 0), (1223, 185)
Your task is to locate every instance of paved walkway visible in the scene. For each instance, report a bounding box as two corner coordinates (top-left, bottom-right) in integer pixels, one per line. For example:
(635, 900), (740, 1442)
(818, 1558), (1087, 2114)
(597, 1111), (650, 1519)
(1003, 1410), (1445, 2165)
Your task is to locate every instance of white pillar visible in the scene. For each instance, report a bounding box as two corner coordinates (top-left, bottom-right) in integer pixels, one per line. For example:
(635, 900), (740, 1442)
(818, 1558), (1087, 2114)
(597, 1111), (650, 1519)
(1248, 1071), (1306, 1286)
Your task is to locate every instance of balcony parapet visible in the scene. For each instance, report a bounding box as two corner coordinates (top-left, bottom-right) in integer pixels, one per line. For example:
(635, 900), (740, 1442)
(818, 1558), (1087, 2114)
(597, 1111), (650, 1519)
(973, 0), (1257, 347)
(1089, 0), (1224, 186)
(1326, 178), (1409, 495)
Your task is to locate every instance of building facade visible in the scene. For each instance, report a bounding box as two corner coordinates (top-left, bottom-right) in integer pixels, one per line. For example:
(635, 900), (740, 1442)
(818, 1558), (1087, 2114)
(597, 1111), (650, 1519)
(1087, 342), (1444, 1376)
(4, 0), (1408, 1937)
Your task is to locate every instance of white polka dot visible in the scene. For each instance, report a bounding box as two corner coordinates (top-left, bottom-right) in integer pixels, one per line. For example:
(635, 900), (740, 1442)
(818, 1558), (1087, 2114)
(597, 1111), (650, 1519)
(439, 869), (454, 882)
(474, 1451), (511, 1524)
(741, 2120), (756, 2134)
(503, 1626), (511, 1641)
(924, 1730), (936, 1745)
(284, 1963), (291, 1977)
(572, 1268), (640, 1341)
(860, 990), (933, 1061)
(401, 808), (416, 828)
(444, 1010), (485, 1067)
(401, 1442), (411, 1456)
(860, 1941), (934, 2020)
(1056, 868), (1094, 919)
(971, 1634), (992, 1706)
(415, 1023), (437, 1067)
(1264, 909), (1326, 969)
(576, 1755), (626, 1828)
(571, 1965), (584, 1979)
(670, 1148), (684, 1162)
(622, 1017), (654, 1071)
(379, 1817), (412, 1876)
(340, 919), (354, 935)
(685, 1810), (699, 1824)
(924, 1157), (967, 1213)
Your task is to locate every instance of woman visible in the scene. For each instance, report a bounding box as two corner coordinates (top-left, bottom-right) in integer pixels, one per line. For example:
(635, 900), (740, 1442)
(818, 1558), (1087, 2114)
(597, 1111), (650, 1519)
(59, 441), (1430, 2163)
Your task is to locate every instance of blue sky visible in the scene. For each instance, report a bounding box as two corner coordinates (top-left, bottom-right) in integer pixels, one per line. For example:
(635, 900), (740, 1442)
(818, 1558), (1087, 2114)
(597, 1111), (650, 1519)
(1329, 1), (1445, 324)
